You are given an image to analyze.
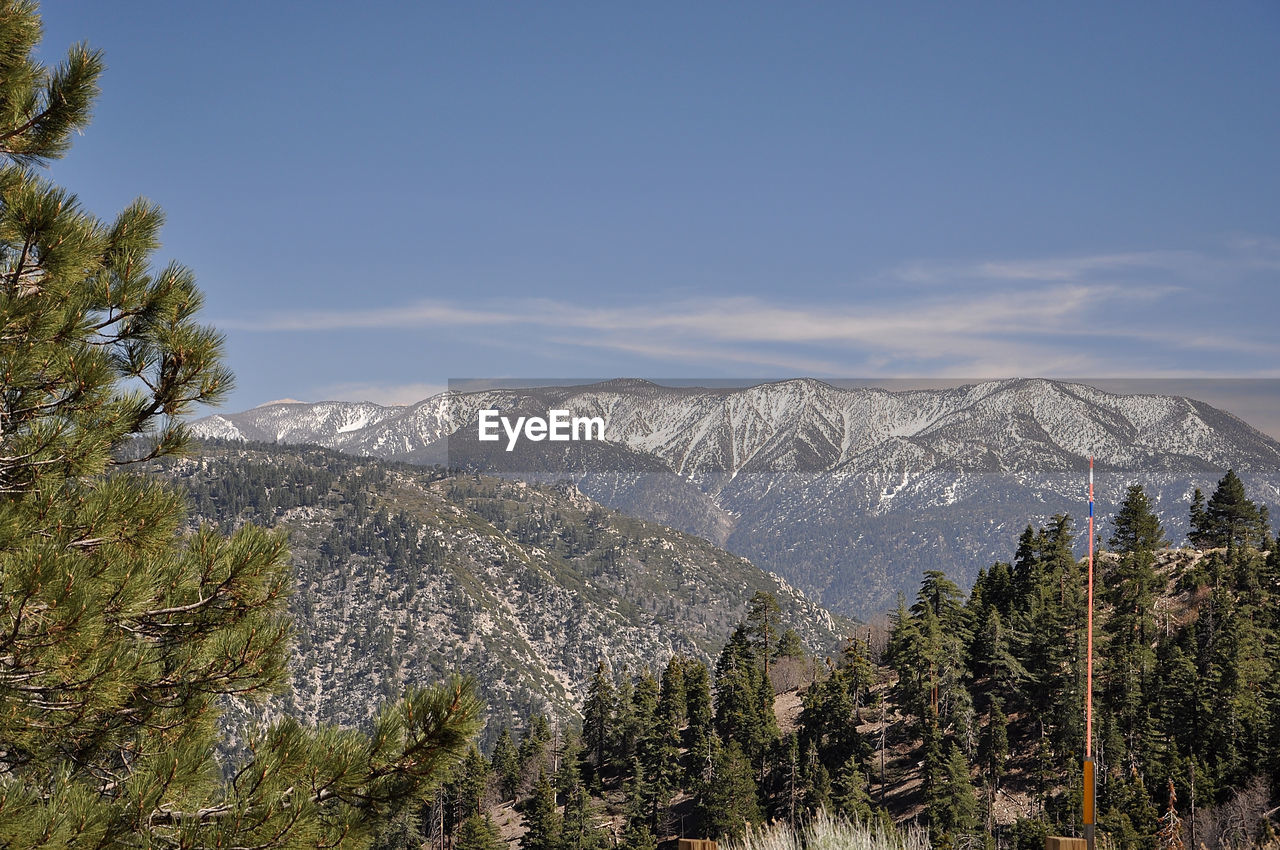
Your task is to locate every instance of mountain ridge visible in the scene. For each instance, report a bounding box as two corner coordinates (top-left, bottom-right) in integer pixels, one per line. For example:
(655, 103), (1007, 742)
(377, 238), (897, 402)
(192, 378), (1280, 615)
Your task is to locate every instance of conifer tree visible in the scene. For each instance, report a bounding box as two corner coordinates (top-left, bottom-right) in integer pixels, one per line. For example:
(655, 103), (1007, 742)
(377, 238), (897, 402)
(1204, 469), (1264, 549)
(492, 727), (522, 801)
(979, 700), (1009, 832)
(583, 660), (615, 770)
(520, 714), (554, 773)
(0, 3), (482, 846)
(1188, 487), (1209, 549)
(831, 761), (874, 823)
(618, 819), (658, 850)
(682, 659), (714, 789)
(936, 742), (979, 843)
(371, 810), (428, 850)
(456, 745), (491, 817)
(777, 627), (804, 659)
(455, 813), (505, 850)
(559, 780), (606, 850)
(1109, 484), (1168, 554)
(557, 740), (607, 850)
(702, 741), (761, 841)
(520, 770), (560, 850)
(658, 655), (687, 727)
(746, 590), (782, 674)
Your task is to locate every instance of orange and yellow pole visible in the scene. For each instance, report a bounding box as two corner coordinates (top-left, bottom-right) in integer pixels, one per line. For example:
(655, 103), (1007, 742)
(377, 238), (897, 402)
(1084, 456), (1096, 850)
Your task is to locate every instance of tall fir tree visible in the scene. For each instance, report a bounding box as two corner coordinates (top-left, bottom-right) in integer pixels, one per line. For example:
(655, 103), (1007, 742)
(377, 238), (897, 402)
(1203, 470), (1263, 549)
(1188, 487), (1209, 549)
(455, 813), (505, 850)
(520, 770), (561, 850)
(702, 740), (761, 841)
(583, 660), (615, 771)
(492, 727), (522, 801)
(745, 590), (782, 675)
(1109, 484), (1169, 554)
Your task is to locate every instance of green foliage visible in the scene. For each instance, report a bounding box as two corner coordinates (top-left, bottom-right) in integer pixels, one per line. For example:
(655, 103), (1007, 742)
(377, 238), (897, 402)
(1194, 469), (1267, 550)
(746, 590), (782, 671)
(703, 740), (762, 841)
(492, 727), (521, 801)
(520, 770), (560, 850)
(1109, 484), (1168, 554)
(777, 627), (805, 659)
(799, 635), (874, 779)
(371, 809), (426, 850)
(455, 813), (505, 850)
(478, 480), (1279, 846)
(0, 3), (482, 846)
(455, 745), (491, 817)
(583, 659), (615, 768)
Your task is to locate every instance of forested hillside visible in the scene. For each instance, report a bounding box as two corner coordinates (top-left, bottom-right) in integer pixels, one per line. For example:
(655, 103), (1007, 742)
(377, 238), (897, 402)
(149, 441), (847, 743)
(404, 472), (1280, 850)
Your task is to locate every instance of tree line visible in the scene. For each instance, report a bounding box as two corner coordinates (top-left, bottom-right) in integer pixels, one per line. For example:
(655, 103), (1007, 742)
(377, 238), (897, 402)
(394, 470), (1278, 850)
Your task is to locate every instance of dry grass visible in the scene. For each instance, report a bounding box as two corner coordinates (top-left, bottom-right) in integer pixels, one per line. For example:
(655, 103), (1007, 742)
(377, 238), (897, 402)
(723, 810), (931, 850)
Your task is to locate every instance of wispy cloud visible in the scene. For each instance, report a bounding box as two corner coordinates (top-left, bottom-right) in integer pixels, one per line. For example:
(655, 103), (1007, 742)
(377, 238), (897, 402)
(891, 250), (1200, 284)
(221, 303), (522, 332)
(224, 285), (1134, 342)
(219, 242), (1280, 378)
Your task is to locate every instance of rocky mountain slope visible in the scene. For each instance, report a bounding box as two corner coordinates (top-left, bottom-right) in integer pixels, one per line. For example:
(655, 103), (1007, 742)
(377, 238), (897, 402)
(151, 441), (847, 743)
(193, 379), (1280, 615)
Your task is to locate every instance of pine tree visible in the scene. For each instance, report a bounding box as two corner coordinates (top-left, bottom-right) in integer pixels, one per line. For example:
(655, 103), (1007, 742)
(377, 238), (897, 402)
(521, 714), (554, 772)
(777, 627), (805, 659)
(940, 742), (980, 840)
(979, 700), (1009, 832)
(746, 590), (782, 674)
(558, 743), (606, 850)
(1203, 470), (1263, 549)
(520, 770), (561, 850)
(1109, 485), (1168, 554)
(831, 761), (874, 822)
(619, 819), (658, 850)
(583, 660), (615, 770)
(492, 727), (522, 801)
(371, 810), (427, 850)
(682, 659), (714, 790)
(455, 813), (505, 850)
(644, 661), (685, 827)
(1188, 487), (1209, 549)
(0, 4), (482, 846)
(456, 745), (491, 817)
(702, 740), (761, 841)
(629, 669), (660, 787)
(714, 643), (767, 763)
(658, 655), (687, 727)
(560, 781), (606, 850)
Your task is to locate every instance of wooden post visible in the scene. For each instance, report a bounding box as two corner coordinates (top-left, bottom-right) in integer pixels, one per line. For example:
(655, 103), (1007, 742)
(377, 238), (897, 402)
(1045, 838), (1088, 850)
(678, 840), (718, 850)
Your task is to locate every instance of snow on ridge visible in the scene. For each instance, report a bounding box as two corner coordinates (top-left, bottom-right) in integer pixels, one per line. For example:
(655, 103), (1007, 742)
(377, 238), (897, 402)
(189, 378), (1280, 476)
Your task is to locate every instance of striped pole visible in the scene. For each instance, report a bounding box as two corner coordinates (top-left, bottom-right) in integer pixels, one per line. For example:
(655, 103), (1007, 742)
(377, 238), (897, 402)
(1084, 457), (1096, 850)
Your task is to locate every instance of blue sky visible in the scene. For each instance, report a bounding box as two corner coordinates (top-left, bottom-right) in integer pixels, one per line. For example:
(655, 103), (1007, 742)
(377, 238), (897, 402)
(37, 3), (1280, 424)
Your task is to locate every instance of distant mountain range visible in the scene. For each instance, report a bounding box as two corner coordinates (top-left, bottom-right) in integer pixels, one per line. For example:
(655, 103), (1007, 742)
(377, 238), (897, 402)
(194, 378), (1280, 616)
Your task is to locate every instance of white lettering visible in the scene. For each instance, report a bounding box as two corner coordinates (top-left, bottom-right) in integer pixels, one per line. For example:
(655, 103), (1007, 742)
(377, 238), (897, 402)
(549, 409), (570, 441)
(501, 416), (525, 452)
(574, 415), (605, 441)
(477, 409), (605, 451)
(478, 409), (500, 441)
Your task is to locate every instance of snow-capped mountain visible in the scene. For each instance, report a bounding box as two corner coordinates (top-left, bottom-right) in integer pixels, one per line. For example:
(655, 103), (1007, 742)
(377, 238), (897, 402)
(193, 378), (1280, 616)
